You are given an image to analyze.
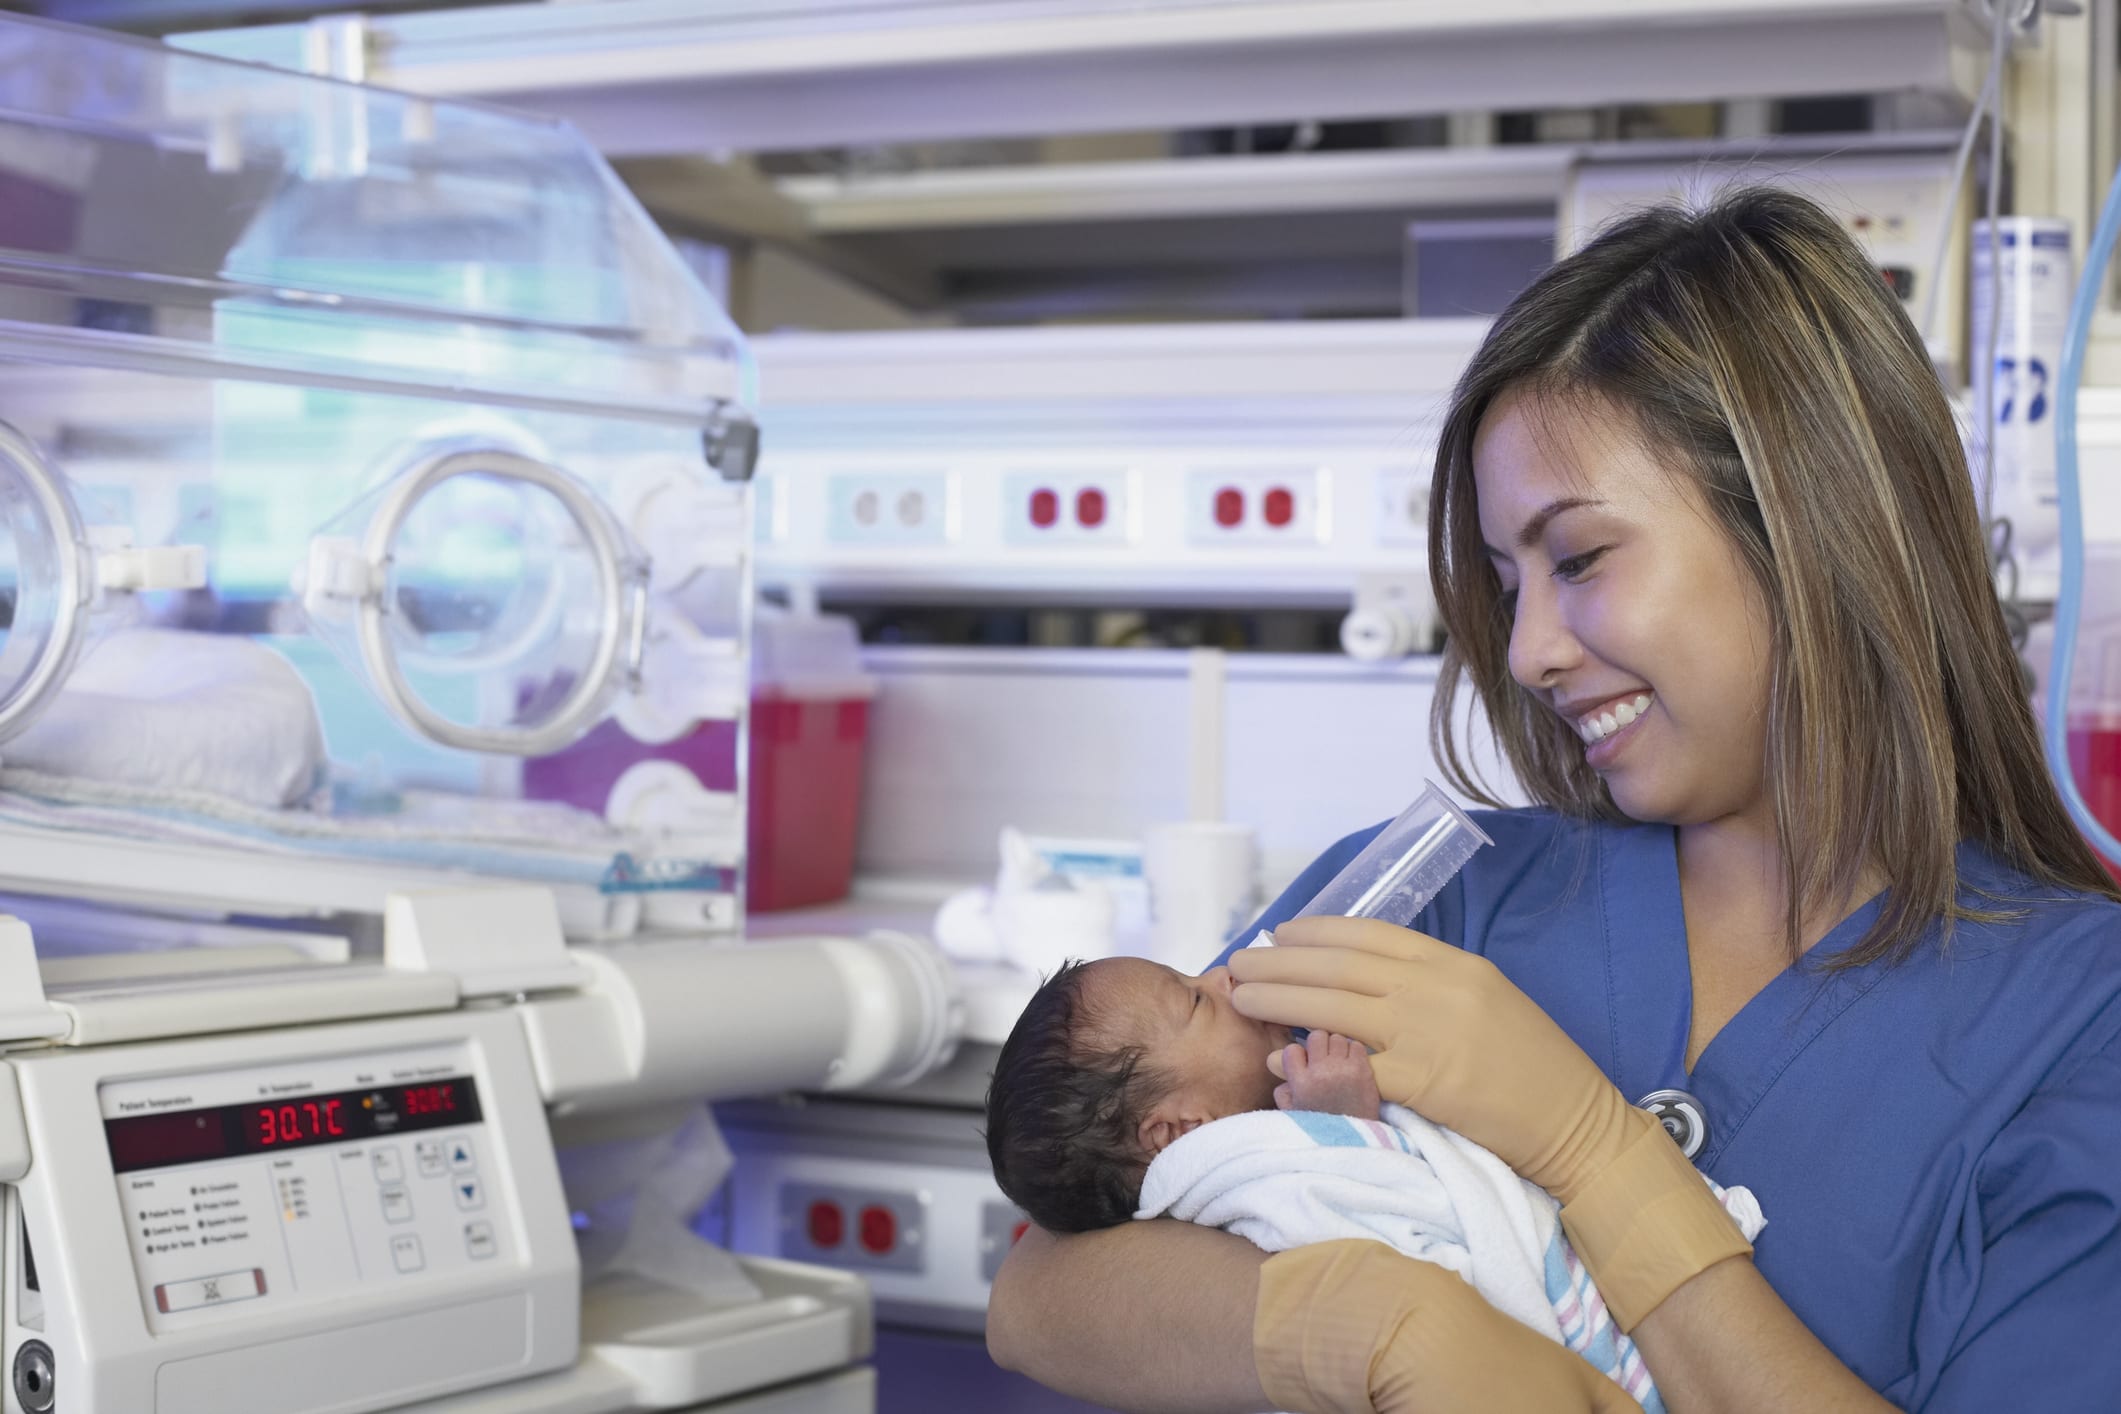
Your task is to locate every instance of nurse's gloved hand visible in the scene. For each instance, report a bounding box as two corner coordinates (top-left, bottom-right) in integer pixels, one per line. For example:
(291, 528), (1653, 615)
(1234, 917), (1753, 1332)
(1253, 1239), (1639, 1414)
(1231, 915), (1636, 1203)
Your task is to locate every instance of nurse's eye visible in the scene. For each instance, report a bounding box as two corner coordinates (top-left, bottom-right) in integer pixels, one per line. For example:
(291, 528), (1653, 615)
(1552, 546), (1610, 583)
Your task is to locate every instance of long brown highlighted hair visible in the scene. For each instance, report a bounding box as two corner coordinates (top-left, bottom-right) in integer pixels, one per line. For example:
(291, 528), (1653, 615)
(1430, 186), (2119, 968)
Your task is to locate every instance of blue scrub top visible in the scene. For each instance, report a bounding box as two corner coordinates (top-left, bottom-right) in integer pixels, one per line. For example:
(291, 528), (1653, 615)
(1214, 808), (2121, 1413)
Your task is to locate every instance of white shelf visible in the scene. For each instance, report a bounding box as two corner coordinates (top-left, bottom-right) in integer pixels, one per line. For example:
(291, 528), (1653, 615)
(778, 146), (1575, 231)
(774, 130), (1967, 234)
(178, 0), (1968, 156)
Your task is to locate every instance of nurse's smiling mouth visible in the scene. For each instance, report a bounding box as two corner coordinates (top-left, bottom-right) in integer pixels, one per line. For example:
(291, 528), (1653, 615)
(1556, 690), (1654, 764)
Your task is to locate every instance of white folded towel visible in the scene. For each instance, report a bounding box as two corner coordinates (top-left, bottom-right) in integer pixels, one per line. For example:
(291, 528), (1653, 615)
(4, 629), (325, 809)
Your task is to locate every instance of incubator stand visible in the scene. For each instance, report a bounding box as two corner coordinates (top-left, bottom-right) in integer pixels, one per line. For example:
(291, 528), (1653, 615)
(0, 14), (959, 1414)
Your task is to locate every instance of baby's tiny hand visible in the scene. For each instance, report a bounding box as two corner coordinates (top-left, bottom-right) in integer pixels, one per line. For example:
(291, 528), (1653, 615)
(1272, 1031), (1381, 1119)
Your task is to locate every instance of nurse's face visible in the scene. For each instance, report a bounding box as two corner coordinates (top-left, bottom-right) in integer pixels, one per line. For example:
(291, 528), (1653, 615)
(1472, 390), (1774, 827)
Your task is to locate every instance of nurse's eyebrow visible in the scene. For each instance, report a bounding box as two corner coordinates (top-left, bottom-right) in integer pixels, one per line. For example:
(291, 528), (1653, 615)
(1482, 496), (1605, 558)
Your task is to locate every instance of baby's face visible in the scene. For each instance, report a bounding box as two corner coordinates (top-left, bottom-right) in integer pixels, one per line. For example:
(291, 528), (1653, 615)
(1079, 957), (1293, 1123)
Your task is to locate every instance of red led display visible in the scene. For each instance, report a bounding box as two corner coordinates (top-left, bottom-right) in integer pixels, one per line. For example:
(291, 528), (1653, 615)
(105, 1076), (483, 1174)
(402, 1084), (457, 1117)
(251, 1097), (346, 1147)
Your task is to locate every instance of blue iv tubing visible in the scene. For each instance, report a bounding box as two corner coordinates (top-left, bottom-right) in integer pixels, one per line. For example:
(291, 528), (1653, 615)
(2049, 156), (2121, 866)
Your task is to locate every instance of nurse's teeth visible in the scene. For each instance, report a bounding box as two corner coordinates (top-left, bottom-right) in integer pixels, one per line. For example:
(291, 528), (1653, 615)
(1575, 693), (1653, 745)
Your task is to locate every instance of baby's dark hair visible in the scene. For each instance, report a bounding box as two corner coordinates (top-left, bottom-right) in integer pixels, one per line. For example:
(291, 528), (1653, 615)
(983, 959), (1175, 1233)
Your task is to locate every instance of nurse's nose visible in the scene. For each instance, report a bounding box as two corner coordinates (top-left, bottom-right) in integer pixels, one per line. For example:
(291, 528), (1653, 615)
(1505, 579), (1585, 692)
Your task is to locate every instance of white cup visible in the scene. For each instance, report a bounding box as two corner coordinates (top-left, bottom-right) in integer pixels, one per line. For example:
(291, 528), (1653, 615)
(1141, 821), (1259, 970)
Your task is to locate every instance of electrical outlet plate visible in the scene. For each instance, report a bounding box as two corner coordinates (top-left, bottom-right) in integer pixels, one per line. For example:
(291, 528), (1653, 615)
(978, 1202), (1028, 1283)
(1001, 470), (1133, 546)
(1184, 466), (1325, 546)
(777, 1182), (926, 1273)
(1375, 467), (1430, 549)
(752, 475), (784, 544)
(825, 471), (953, 546)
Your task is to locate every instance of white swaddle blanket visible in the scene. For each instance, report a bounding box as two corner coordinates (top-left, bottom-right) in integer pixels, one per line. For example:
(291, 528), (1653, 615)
(1136, 1103), (1766, 1413)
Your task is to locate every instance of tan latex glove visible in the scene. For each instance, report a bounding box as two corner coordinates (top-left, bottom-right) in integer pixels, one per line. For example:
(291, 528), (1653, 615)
(1254, 1239), (1641, 1414)
(1230, 915), (1638, 1203)
(1233, 916), (1751, 1330)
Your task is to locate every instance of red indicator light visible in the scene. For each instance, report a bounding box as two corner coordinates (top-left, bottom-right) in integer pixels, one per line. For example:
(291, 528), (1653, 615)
(807, 1200), (844, 1249)
(859, 1205), (897, 1255)
(1263, 487), (1295, 527)
(1076, 487), (1107, 528)
(1029, 488), (1059, 528)
(1213, 487), (1244, 528)
(1011, 1221), (1030, 1245)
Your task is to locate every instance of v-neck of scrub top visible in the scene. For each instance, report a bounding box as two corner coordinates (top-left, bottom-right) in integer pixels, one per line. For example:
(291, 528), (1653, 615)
(1599, 822), (1894, 1169)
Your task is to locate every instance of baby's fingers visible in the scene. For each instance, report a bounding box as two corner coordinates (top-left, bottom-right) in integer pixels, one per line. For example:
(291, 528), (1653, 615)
(1274, 1083), (1294, 1111)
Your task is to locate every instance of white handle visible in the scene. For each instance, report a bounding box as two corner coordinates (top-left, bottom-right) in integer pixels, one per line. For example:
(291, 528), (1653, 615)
(93, 543), (208, 594)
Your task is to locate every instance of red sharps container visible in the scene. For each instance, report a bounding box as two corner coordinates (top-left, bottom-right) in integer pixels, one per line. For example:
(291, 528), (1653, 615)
(525, 610), (878, 913)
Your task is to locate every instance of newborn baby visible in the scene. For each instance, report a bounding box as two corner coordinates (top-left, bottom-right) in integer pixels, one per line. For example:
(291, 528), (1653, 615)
(983, 956), (1373, 1232)
(984, 954), (1765, 1413)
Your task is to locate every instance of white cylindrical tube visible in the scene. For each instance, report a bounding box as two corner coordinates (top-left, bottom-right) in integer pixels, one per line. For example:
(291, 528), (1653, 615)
(1971, 216), (2072, 599)
(519, 932), (962, 1115)
(1188, 647), (1226, 823)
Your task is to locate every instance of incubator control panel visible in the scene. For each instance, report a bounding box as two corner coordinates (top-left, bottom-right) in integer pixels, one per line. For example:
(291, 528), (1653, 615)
(98, 1046), (516, 1332)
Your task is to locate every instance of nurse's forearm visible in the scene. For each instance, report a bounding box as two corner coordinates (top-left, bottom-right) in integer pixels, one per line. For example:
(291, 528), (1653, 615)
(1631, 1257), (1901, 1413)
(986, 1220), (1274, 1413)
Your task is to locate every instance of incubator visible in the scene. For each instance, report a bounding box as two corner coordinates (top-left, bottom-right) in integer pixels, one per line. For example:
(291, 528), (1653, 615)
(0, 14), (958, 1414)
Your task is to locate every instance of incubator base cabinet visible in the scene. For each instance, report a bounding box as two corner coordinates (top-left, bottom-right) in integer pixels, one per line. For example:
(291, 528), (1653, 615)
(0, 13), (963, 1412)
(0, 907), (958, 1414)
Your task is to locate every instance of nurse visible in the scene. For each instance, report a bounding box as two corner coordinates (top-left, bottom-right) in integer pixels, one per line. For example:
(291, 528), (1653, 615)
(987, 187), (2121, 1412)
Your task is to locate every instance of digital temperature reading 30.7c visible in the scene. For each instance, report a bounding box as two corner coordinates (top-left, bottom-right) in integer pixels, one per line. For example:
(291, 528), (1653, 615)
(105, 1078), (484, 1174)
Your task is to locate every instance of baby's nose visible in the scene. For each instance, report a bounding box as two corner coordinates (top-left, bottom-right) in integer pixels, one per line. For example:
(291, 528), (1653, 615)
(1202, 965), (1233, 995)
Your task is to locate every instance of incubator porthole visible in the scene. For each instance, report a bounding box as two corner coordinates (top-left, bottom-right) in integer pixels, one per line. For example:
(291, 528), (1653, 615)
(385, 469), (566, 674)
(0, 420), (92, 747)
(309, 444), (650, 757)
